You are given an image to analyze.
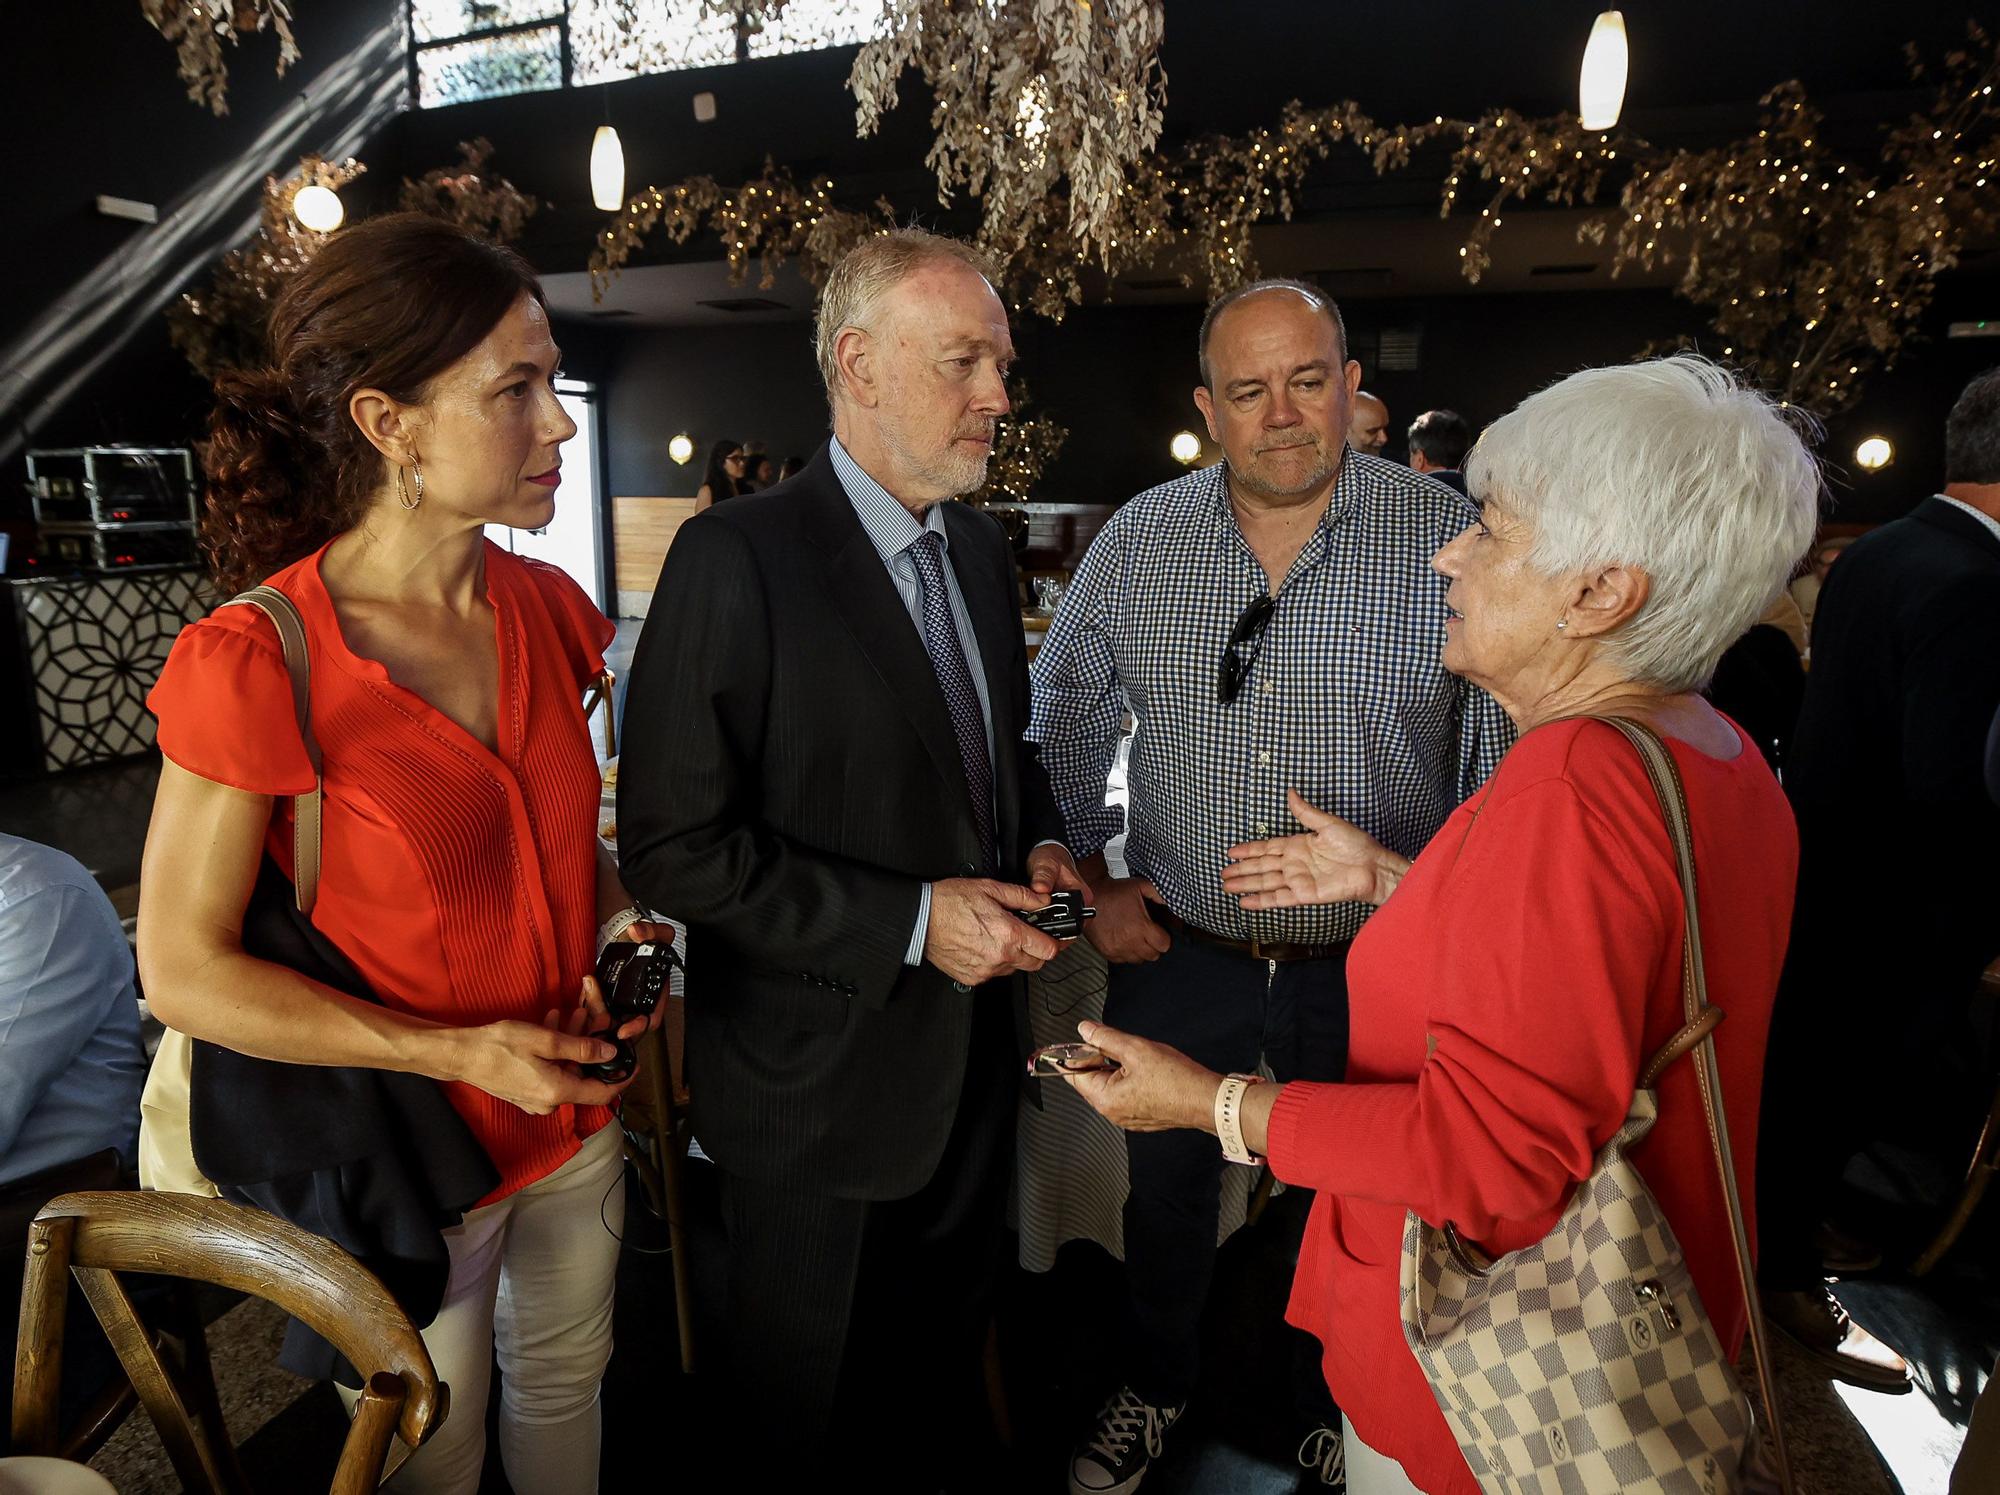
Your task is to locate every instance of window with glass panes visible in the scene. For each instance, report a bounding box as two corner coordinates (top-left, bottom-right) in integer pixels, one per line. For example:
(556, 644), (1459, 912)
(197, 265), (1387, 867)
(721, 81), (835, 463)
(410, 1), (876, 107)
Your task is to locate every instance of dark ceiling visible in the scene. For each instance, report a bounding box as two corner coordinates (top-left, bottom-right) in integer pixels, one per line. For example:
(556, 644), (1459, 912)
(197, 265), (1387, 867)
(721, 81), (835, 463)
(384, 1), (1994, 320)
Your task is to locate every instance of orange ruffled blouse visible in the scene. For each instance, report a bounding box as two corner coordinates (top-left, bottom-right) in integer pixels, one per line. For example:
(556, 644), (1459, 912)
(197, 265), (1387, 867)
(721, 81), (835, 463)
(148, 540), (617, 1205)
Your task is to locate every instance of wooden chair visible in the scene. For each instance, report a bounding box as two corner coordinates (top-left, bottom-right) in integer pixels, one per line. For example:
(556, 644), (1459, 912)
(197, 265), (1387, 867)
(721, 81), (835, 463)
(12, 1191), (446, 1494)
(1912, 957), (2000, 1276)
(582, 668), (619, 759)
(616, 1026), (698, 1375)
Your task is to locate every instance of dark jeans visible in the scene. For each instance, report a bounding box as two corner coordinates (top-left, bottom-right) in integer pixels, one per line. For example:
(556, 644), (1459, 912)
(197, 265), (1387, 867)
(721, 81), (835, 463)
(1104, 934), (1350, 1410)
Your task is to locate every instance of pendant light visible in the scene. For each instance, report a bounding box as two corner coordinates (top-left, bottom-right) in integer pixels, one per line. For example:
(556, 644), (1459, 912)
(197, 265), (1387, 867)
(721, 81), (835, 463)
(590, 124), (625, 213)
(1579, 11), (1629, 132)
(292, 182), (344, 233)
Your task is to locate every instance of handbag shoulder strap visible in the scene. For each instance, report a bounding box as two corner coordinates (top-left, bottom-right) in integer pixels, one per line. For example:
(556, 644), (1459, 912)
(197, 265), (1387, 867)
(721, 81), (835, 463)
(1589, 715), (1794, 1493)
(218, 584), (322, 916)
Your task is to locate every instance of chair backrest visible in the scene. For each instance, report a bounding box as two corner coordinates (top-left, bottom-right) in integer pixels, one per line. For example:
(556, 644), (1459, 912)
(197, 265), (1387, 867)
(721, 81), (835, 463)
(12, 1191), (445, 1495)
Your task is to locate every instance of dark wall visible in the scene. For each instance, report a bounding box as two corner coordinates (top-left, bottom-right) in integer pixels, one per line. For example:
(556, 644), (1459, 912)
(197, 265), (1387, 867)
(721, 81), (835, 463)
(7, 0), (409, 525)
(592, 321), (828, 498)
(582, 266), (2000, 528)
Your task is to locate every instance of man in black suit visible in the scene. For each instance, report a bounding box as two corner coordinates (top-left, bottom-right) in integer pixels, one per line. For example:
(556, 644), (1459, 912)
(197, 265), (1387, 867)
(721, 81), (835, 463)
(1758, 366), (2000, 1391)
(617, 228), (1082, 1472)
(1406, 407), (1472, 495)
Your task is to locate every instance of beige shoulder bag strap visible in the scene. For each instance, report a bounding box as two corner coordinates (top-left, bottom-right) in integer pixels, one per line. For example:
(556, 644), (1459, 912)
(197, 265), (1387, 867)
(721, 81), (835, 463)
(1593, 716), (1794, 1493)
(219, 584), (322, 914)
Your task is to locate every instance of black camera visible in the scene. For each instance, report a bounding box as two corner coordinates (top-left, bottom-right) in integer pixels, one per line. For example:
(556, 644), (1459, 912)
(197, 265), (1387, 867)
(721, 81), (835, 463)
(1013, 890), (1095, 941)
(579, 936), (680, 1084)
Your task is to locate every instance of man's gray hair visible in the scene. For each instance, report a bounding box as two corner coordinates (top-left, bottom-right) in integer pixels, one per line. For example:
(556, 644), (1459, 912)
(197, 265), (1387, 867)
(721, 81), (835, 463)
(814, 228), (996, 402)
(1466, 354), (1821, 693)
(1197, 278), (1348, 388)
(1945, 365), (2000, 485)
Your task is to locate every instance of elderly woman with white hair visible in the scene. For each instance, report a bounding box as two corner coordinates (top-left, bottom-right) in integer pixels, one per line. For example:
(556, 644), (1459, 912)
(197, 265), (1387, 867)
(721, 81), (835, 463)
(1065, 355), (1818, 1494)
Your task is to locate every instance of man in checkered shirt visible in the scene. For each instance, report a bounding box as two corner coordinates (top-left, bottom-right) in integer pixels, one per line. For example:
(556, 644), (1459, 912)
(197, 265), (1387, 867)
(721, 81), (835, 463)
(1030, 280), (1512, 1495)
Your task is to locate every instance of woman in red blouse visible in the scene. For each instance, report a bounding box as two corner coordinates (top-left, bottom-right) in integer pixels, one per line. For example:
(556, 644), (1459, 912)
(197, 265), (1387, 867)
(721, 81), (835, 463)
(1067, 357), (1820, 1493)
(140, 215), (665, 1495)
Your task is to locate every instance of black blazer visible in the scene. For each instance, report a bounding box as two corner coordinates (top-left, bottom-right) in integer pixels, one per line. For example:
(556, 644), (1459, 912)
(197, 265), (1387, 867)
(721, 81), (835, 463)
(617, 445), (1067, 1199)
(1784, 496), (2000, 1018)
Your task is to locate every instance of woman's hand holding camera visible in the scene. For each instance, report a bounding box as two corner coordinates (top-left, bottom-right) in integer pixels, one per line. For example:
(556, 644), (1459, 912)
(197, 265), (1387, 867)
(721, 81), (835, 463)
(601, 919), (676, 1037)
(443, 1009), (633, 1115)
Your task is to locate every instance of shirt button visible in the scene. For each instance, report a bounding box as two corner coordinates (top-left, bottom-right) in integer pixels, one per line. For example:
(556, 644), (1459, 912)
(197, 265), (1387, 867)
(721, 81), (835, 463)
(1261, 680), (1275, 695)
(1256, 822), (1270, 835)
(1257, 751), (1271, 766)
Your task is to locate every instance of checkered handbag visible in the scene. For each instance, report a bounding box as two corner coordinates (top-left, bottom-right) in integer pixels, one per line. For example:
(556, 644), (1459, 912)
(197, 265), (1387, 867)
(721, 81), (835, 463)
(1398, 718), (1794, 1495)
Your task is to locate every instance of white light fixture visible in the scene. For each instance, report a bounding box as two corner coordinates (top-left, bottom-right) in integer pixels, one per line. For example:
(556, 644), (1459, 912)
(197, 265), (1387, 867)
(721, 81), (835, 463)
(292, 183), (344, 233)
(692, 91), (717, 124)
(590, 125), (625, 212)
(1579, 11), (1629, 132)
(668, 433), (695, 465)
(1854, 436), (1893, 471)
(1169, 431), (1202, 465)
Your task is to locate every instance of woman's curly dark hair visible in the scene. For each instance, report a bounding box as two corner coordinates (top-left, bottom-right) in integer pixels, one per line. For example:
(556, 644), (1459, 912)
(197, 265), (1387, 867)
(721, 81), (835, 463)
(199, 212), (545, 595)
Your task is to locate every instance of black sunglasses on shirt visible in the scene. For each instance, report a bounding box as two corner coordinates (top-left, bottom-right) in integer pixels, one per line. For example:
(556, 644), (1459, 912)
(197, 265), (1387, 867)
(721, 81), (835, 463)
(1217, 593), (1276, 705)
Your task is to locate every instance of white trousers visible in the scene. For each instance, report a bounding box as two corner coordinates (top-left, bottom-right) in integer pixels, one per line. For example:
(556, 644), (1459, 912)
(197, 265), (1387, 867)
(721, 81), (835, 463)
(345, 1122), (626, 1495)
(1344, 1412), (1429, 1495)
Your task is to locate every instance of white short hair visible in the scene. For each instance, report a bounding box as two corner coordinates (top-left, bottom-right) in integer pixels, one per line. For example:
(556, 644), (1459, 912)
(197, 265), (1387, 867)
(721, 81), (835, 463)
(1467, 354), (1820, 692)
(813, 228), (994, 402)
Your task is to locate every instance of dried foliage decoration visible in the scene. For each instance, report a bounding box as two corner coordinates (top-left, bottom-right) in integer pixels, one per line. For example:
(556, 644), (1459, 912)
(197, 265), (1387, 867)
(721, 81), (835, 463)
(139, 0), (300, 116)
(171, 140), (540, 380)
(850, 0), (1166, 262)
(589, 158), (897, 300)
(397, 137), (543, 245)
(1389, 24), (2000, 413)
(169, 155), (366, 379)
(971, 380), (1066, 506)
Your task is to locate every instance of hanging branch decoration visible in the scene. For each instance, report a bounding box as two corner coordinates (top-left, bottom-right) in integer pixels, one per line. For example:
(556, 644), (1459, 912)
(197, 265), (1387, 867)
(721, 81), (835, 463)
(139, 0), (300, 115)
(169, 154), (365, 379)
(972, 379), (1067, 507)
(171, 140), (539, 380)
(849, 0), (1167, 263)
(588, 158), (897, 300)
(1382, 23), (1998, 412)
(397, 137), (544, 244)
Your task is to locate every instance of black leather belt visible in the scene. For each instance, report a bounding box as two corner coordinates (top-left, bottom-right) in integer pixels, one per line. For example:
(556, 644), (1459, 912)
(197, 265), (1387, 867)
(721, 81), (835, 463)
(1155, 909), (1350, 964)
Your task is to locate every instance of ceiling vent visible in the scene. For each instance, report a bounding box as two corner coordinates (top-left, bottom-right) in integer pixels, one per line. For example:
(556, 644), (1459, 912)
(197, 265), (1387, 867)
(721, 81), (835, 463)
(697, 296), (790, 313)
(1529, 262), (1599, 277)
(1377, 327), (1422, 372)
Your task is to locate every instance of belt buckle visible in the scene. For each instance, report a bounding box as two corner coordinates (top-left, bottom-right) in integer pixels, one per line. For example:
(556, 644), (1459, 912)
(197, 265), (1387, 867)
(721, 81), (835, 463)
(1246, 937), (1268, 960)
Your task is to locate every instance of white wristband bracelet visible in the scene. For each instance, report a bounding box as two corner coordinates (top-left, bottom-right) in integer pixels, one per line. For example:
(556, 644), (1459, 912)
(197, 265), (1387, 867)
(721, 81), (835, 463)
(596, 906), (643, 957)
(1213, 1073), (1266, 1166)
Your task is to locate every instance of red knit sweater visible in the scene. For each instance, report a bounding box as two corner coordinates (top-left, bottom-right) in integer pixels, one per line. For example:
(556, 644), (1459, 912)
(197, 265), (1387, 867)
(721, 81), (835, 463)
(1265, 718), (1795, 1494)
(149, 541), (616, 1205)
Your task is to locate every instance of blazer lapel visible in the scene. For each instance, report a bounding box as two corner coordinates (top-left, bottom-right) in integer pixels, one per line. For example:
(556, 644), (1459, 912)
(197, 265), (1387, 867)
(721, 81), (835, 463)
(799, 458), (978, 841)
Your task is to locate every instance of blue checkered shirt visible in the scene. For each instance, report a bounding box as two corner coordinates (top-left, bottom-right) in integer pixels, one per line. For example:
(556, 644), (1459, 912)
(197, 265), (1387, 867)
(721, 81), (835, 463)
(1028, 452), (1514, 944)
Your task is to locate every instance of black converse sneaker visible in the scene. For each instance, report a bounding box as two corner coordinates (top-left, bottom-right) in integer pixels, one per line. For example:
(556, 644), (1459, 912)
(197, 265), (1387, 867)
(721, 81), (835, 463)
(1068, 1385), (1184, 1495)
(1296, 1425), (1347, 1491)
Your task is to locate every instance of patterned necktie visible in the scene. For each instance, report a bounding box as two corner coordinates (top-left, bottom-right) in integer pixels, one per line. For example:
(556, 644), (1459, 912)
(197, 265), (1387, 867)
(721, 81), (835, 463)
(907, 530), (996, 869)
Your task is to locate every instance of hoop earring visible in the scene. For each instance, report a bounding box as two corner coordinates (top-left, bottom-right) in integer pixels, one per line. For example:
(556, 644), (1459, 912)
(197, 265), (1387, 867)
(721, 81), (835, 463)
(397, 459), (423, 511)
